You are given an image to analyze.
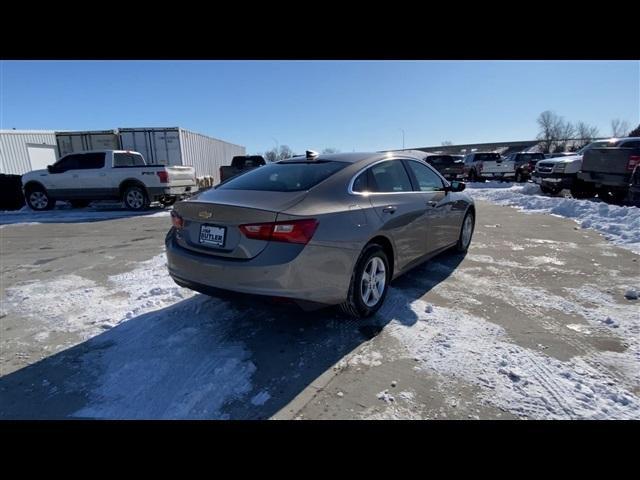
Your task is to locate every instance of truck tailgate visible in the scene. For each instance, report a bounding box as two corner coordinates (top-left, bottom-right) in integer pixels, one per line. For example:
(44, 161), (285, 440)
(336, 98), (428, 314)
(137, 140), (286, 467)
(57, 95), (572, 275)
(167, 166), (196, 186)
(482, 160), (515, 174)
(582, 148), (637, 174)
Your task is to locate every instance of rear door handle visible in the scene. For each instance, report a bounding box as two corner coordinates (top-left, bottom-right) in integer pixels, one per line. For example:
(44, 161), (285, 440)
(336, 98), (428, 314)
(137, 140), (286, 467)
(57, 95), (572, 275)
(382, 206), (396, 214)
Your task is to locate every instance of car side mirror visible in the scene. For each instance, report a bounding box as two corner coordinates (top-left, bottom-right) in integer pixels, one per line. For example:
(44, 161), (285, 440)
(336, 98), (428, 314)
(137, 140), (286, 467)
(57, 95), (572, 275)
(447, 181), (466, 192)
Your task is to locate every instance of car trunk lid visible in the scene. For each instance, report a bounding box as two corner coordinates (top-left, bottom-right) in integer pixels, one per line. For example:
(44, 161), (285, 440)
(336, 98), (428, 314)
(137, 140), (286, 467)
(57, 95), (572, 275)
(173, 189), (308, 259)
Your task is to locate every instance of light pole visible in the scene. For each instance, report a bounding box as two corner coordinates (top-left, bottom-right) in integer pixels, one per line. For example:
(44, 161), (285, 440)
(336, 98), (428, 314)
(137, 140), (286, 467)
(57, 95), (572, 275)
(400, 129), (405, 150)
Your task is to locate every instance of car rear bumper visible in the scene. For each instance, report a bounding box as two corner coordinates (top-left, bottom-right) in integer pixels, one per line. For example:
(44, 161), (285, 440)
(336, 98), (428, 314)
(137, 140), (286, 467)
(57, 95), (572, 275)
(577, 171), (631, 187)
(480, 172), (515, 179)
(165, 228), (356, 306)
(149, 185), (198, 200)
(532, 172), (575, 189)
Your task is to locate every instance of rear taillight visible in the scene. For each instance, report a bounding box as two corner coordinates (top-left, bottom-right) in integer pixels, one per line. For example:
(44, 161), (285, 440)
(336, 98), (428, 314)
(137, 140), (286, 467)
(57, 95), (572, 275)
(239, 219), (319, 245)
(171, 210), (184, 229)
(627, 155), (640, 172)
(157, 171), (169, 183)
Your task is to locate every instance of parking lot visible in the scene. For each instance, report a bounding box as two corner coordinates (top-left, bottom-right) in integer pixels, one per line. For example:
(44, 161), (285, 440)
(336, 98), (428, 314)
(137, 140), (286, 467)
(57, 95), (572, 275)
(1, 183), (638, 420)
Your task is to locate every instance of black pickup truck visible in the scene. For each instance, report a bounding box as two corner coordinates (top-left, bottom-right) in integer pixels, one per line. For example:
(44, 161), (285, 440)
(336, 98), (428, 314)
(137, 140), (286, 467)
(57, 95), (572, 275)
(219, 155), (266, 183)
(577, 141), (640, 203)
(424, 154), (466, 181)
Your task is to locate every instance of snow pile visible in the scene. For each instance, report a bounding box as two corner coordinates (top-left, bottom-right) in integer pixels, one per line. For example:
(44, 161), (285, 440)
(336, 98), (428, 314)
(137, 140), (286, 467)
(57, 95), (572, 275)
(5, 254), (258, 419)
(378, 288), (640, 420)
(466, 183), (640, 253)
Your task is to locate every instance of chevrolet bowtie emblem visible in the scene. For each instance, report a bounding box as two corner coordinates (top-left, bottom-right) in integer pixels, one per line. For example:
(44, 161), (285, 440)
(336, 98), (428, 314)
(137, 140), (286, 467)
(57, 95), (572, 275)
(198, 211), (212, 219)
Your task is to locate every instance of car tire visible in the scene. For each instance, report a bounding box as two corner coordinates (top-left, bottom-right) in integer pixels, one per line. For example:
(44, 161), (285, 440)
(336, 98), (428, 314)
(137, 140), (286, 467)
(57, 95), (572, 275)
(340, 244), (390, 319)
(25, 186), (54, 211)
(570, 181), (596, 199)
(515, 171), (524, 183)
(159, 196), (177, 207)
(455, 209), (475, 253)
(468, 170), (478, 182)
(123, 185), (150, 211)
(540, 184), (559, 195)
(70, 200), (91, 208)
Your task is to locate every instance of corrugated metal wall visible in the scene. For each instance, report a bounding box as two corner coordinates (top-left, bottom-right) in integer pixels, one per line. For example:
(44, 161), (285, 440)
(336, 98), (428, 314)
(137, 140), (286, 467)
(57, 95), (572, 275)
(0, 131), (57, 175)
(179, 128), (246, 183)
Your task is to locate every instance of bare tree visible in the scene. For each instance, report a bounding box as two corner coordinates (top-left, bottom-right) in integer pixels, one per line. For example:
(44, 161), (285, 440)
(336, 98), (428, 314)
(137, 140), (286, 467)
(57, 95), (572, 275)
(611, 119), (630, 137)
(536, 111), (564, 153)
(264, 148), (278, 162)
(322, 148), (340, 154)
(441, 140), (453, 146)
(264, 145), (294, 162)
(575, 121), (600, 148)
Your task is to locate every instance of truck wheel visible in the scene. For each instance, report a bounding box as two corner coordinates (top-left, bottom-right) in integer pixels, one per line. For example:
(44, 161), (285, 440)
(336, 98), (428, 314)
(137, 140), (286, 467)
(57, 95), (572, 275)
(570, 181), (596, 199)
(123, 185), (150, 211)
(540, 184), (559, 195)
(159, 196), (177, 207)
(26, 186), (54, 211)
(340, 244), (390, 319)
(70, 200), (91, 208)
(515, 171), (524, 183)
(468, 170), (478, 182)
(598, 188), (627, 205)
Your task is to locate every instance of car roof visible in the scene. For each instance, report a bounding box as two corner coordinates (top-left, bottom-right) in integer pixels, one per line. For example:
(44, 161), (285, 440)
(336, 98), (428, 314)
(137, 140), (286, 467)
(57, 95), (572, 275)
(278, 152), (418, 165)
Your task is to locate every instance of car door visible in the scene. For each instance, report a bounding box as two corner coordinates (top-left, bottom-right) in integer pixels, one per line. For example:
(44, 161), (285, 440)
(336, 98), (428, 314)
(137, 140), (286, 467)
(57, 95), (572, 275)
(71, 152), (108, 198)
(44, 154), (80, 197)
(364, 159), (431, 272)
(403, 159), (456, 251)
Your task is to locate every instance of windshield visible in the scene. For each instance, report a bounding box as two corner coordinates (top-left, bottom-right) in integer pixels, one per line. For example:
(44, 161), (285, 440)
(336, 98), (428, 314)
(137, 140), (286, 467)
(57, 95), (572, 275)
(217, 161), (348, 192)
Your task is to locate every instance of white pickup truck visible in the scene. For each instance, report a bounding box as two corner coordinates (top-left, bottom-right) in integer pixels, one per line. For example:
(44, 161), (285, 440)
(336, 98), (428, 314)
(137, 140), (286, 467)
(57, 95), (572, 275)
(22, 150), (197, 211)
(463, 152), (516, 182)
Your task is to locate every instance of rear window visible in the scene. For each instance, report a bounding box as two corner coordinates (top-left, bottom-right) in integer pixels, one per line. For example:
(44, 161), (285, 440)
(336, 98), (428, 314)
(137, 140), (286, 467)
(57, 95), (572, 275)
(428, 155), (456, 166)
(517, 153), (545, 162)
(77, 153), (105, 169)
(114, 152), (145, 167)
(476, 153), (501, 161)
(218, 161), (347, 192)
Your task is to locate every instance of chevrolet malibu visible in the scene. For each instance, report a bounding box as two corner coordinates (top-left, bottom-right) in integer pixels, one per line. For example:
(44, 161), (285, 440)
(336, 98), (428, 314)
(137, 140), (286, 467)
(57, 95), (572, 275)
(166, 152), (475, 318)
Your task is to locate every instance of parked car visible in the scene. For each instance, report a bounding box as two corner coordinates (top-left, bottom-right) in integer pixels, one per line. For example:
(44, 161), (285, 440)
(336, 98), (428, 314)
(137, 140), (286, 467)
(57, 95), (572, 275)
(424, 154), (466, 181)
(166, 151), (475, 318)
(219, 155), (266, 182)
(577, 141), (640, 203)
(532, 138), (640, 197)
(627, 164), (640, 207)
(502, 152), (546, 182)
(463, 152), (515, 181)
(22, 150), (197, 211)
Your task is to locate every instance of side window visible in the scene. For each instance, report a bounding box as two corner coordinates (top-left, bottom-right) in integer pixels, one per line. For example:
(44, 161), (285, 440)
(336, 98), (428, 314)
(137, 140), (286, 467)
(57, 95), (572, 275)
(405, 160), (445, 192)
(77, 153), (105, 169)
(352, 171), (368, 193)
(622, 140), (640, 148)
(54, 155), (80, 172)
(114, 152), (145, 167)
(368, 160), (413, 193)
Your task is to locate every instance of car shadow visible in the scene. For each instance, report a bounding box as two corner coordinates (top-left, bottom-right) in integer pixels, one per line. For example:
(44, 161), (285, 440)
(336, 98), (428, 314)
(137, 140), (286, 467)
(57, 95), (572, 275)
(0, 202), (169, 225)
(0, 251), (465, 419)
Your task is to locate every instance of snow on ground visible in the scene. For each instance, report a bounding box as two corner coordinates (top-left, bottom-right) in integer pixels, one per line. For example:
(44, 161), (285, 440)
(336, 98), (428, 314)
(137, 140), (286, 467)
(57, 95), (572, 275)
(466, 182), (640, 253)
(0, 202), (169, 226)
(378, 288), (640, 420)
(4, 254), (256, 419)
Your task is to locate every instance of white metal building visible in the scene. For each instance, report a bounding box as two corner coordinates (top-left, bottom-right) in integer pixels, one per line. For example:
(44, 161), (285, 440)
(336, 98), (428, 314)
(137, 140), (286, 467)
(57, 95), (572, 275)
(0, 130), (58, 175)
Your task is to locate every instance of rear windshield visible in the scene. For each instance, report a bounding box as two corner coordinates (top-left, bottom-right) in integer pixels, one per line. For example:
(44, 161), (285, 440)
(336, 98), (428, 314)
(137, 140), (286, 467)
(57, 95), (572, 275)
(476, 153), (501, 161)
(217, 161), (348, 192)
(114, 152), (145, 167)
(428, 156), (458, 166)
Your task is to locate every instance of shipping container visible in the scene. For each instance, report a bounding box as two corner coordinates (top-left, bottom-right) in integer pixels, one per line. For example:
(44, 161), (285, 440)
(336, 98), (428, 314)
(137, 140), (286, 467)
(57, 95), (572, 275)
(0, 130), (58, 175)
(119, 127), (245, 183)
(55, 130), (120, 157)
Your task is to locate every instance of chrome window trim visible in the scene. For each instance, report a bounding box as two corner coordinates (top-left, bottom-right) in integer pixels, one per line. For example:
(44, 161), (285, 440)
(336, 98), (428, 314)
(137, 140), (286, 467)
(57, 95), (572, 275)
(347, 156), (450, 196)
